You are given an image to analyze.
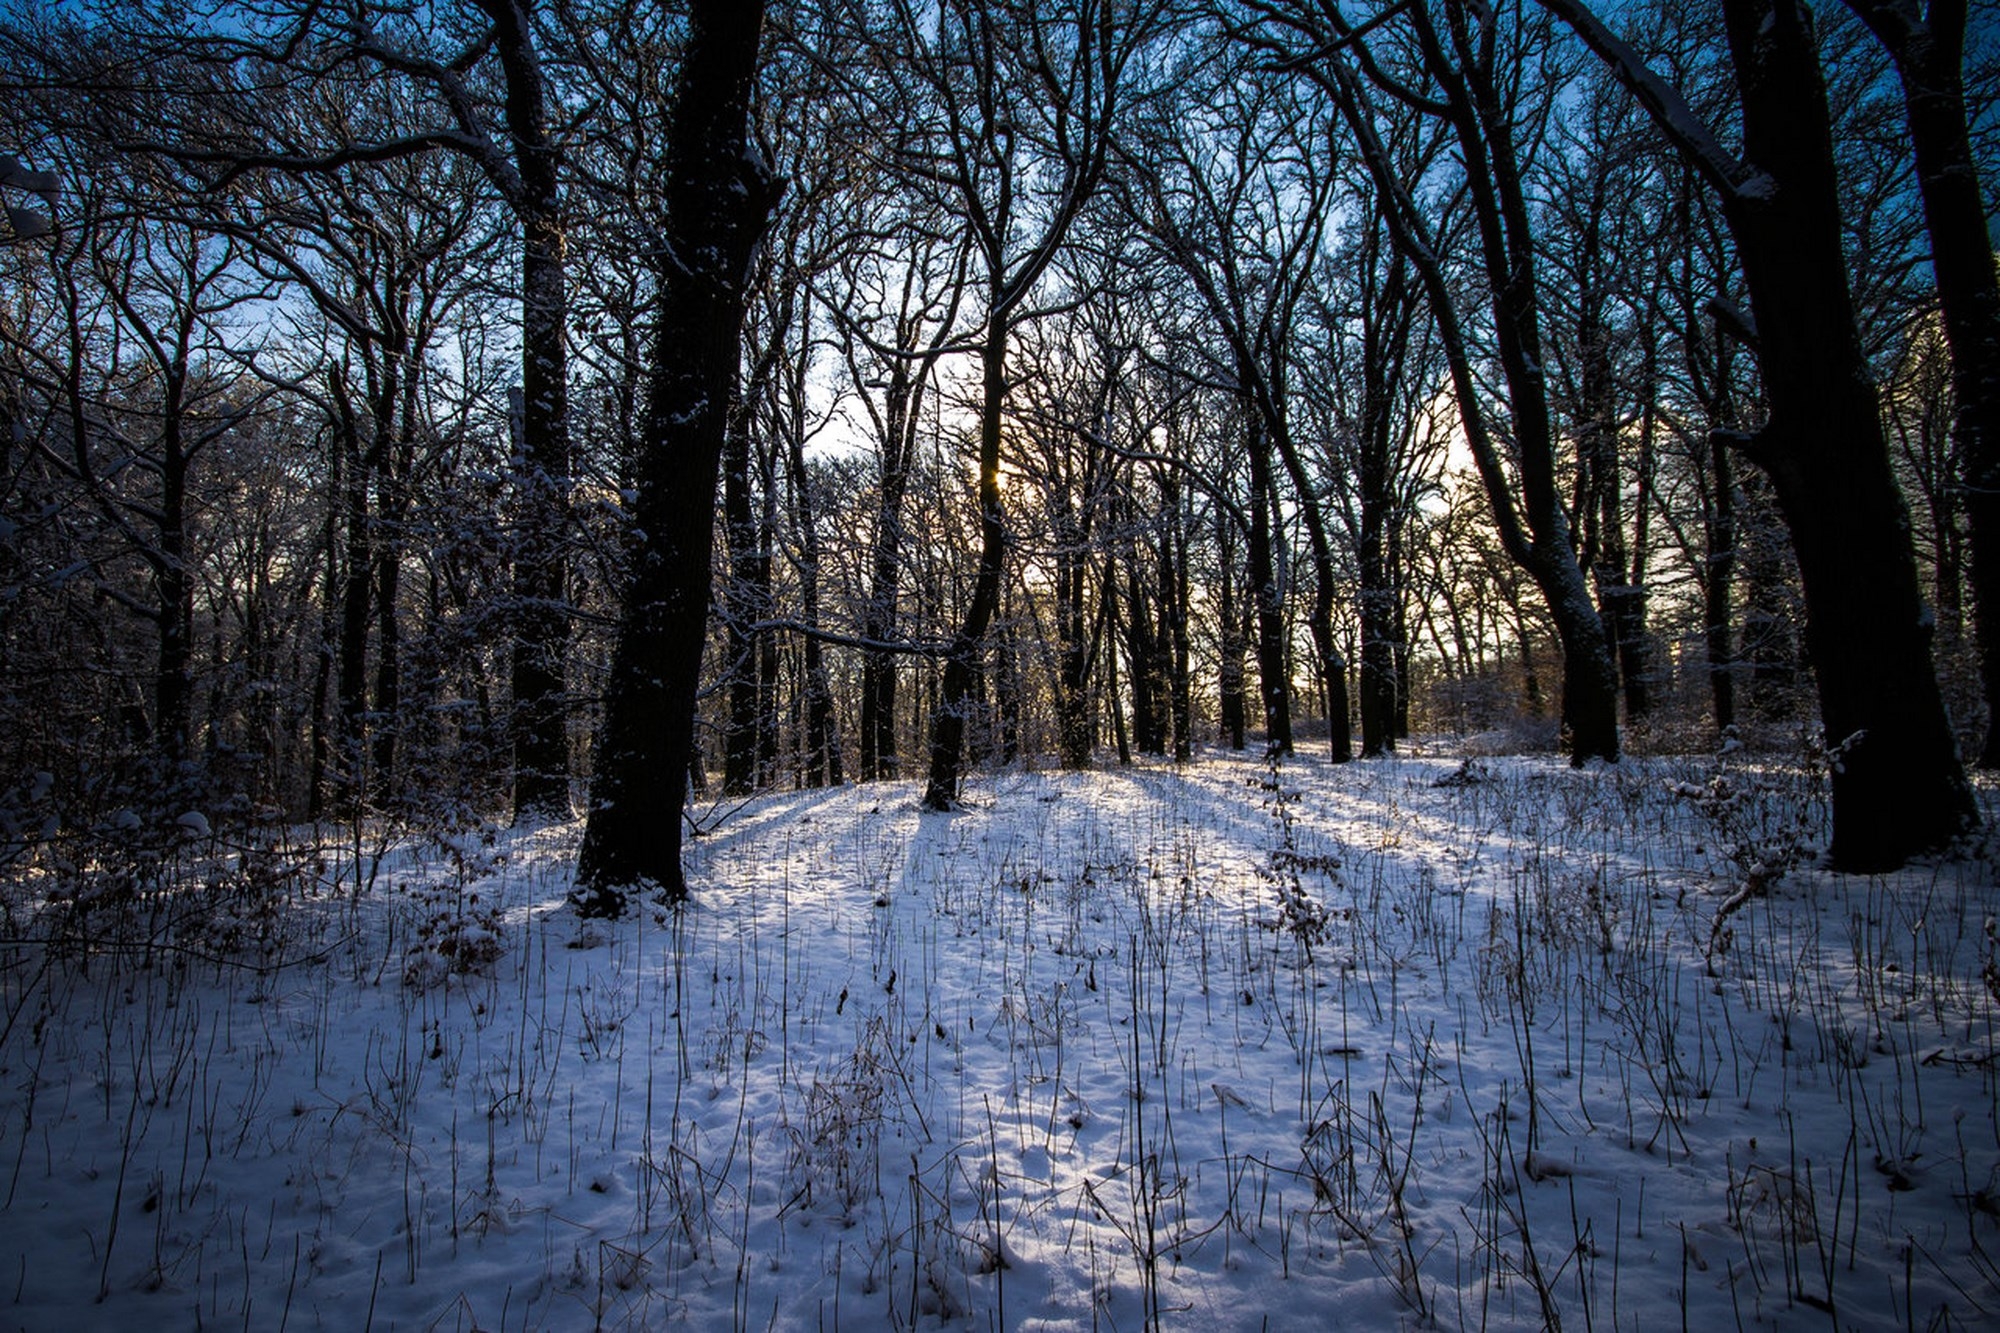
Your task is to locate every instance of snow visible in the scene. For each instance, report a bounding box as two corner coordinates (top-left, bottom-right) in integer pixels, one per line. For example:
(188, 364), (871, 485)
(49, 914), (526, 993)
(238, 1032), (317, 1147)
(3, 748), (1996, 1330)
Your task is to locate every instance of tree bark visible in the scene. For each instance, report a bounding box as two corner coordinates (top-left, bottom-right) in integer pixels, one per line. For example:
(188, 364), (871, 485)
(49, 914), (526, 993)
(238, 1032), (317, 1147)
(1719, 0), (1974, 862)
(486, 0), (574, 822)
(859, 357), (915, 780)
(332, 373), (372, 808)
(1055, 486), (1100, 769)
(1704, 429), (1738, 733)
(1355, 213), (1414, 757)
(1542, 0), (1979, 863)
(1242, 387), (1294, 755)
(1311, 0), (1621, 763)
(924, 309), (1009, 807)
(1161, 468), (1194, 761)
(1216, 512), (1248, 750)
(721, 401), (769, 796)
(1270, 386), (1352, 761)
(575, 0), (776, 910)
(1845, 0), (2000, 768)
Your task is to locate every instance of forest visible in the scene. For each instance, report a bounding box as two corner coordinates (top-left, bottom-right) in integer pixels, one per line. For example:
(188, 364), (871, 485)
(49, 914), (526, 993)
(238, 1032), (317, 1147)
(2, 0), (2000, 1329)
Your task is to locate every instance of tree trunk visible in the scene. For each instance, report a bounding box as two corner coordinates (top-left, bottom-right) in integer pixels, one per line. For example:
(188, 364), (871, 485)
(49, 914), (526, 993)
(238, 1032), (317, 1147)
(923, 309), (1010, 809)
(575, 0), (775, 910)
(1317, 3), (1620, 763)
(1162, 471), (1193, 761)
(1267, 377), (1352, 761)
(154, 372), (192, 767)
(507, 218), (572, 819)
(1106, 582), (1133, 766)
(1056, 537), (1097, 769)
(785, 298), (840, 788)
(1389, 523), (1414, 739)
(1357, 502), (1397, 755)
(1217, 513), (1248, 750)
(1718, 0), (1975, 863)
(722, 405), (765, 795)
(491, 0), (574, 822)
(1355, 245), (1403, 757)
(1243, 389), (1293, 755)
(1846, 0), (2000, 768)
(333, 377), (371, 809)
(996, 617), (1021, 766)
(370, 511), (400, 804)
(306, 470), (340, 819)
(1619, 386), (1656, 719)
(1124, 559), (1166, 756)
(859, 415), (909, 779)
(1704, 430), (1739, 734)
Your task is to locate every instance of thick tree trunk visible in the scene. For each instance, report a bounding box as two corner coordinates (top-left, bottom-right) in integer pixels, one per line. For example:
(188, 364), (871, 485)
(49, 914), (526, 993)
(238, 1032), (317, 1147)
(1356, 297), (1399, 756)
(497, 0), (573, 821)
(1577, 303), (1643, 723)
(1244, 403), (1293, 755)
(858, 635), (899, 778)
(1124, 561), (1167, 756)
(1353, 205), (1415, 756)
(1357, 505), (1398, 756)
(1846, 0), (2000, 767)
(575, 0), (775, 910)
(1545, 568), (1618, 754)
(508, 224), (572, 819)
(1719, 0), (1976, 864)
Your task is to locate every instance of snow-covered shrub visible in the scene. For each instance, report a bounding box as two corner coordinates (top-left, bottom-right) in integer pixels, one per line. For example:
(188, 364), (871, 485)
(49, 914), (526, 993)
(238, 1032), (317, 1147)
(1672, 727), (1849, 959)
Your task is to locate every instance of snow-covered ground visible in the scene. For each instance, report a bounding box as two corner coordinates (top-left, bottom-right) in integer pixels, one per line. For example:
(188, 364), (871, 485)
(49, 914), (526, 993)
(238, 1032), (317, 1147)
(3, 745), (1997, 1330)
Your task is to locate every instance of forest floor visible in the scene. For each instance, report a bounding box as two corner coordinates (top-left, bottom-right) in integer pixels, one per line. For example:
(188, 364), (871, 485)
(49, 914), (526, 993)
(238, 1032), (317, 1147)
(3, 742), (1998, 1331)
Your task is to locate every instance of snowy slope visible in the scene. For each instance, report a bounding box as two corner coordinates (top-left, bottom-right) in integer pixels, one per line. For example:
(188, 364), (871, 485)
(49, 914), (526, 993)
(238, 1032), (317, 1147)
(2, 747), (1995, 1330)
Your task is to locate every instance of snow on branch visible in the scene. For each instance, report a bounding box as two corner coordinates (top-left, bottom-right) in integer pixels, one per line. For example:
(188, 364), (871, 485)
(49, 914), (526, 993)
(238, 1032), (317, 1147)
(1535, 0), (1772, 207)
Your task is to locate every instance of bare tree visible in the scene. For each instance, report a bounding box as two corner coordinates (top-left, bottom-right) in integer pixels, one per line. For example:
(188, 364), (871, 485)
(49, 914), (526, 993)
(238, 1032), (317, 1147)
(575, 0), (779, 910)
(120, 0), (582, 818)
(861, 0), (1158, 809)
(1843, 0), (2000, 767)
(1308, 176), (1449, 756)
(1125, 59), (1351, 757)
(1543, 0), (1978, 865)
(830, 220), (971, 780)
(1245, 0), (1623, 762)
